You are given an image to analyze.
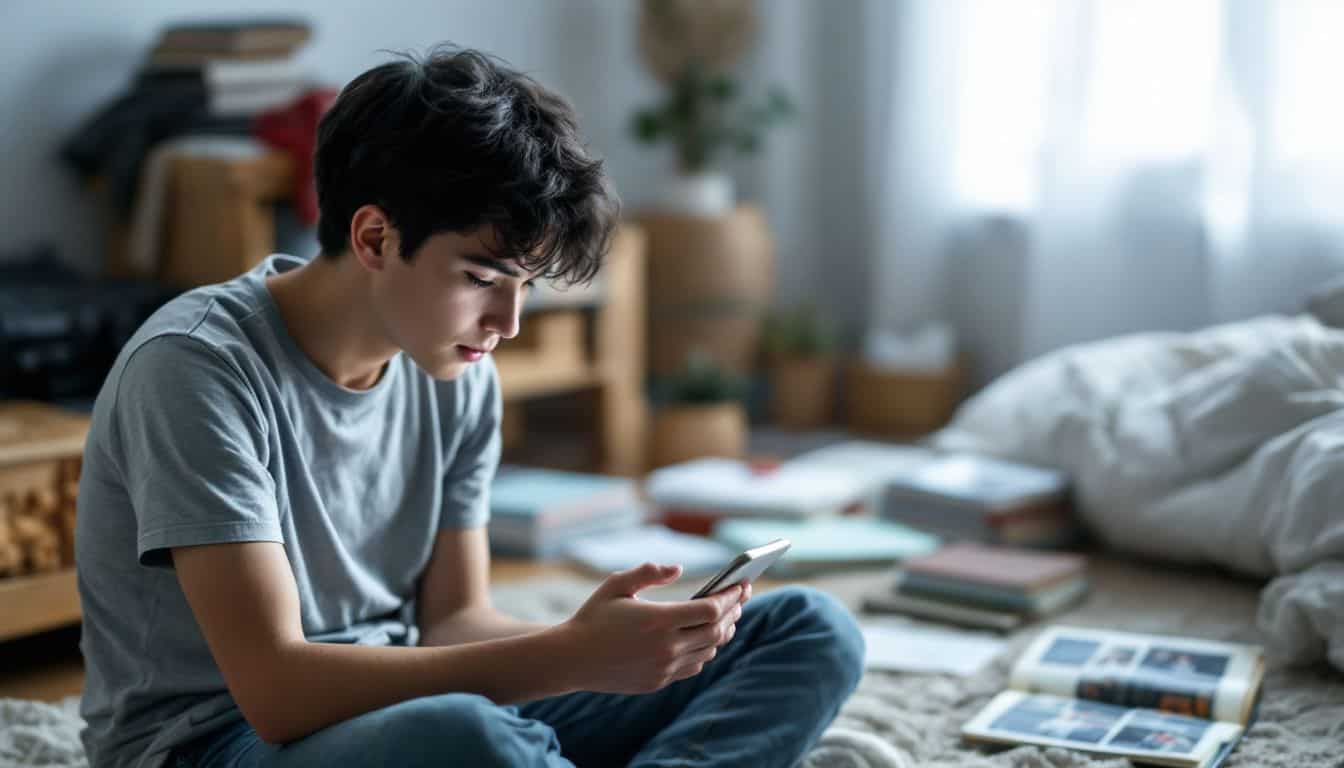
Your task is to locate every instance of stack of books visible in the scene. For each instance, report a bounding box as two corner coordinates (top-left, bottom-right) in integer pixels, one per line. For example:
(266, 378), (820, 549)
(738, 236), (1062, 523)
(883, 453), (1078, 548)
(142, 18), (313, 117)
(864, 542), (1089, 631)
(488, 468), (645, 558)
(781, 440), (937, 517)
(642, 458), (869, 536)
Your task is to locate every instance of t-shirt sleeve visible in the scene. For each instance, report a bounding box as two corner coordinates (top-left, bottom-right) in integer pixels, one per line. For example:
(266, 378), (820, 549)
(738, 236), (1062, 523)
(439, 358), (502, 529)
(113, 335), (283, 567)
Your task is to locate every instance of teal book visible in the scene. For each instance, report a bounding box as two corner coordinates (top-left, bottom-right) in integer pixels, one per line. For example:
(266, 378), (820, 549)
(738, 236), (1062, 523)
(713, 517), (940, 576)
(490, 468), (637, 526)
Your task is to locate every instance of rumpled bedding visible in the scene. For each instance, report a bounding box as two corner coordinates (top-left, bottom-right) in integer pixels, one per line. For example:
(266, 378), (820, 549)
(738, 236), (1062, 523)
(931, 315), (1344, 671)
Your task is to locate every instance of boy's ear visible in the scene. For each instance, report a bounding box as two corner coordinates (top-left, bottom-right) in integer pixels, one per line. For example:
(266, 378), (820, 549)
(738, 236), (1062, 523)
(349, 205), (398, 271)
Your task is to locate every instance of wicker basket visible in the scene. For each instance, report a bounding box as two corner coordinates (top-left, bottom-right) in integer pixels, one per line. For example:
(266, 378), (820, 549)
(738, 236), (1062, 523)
(0, 402), (88, 579)
(845, 358), (965, 436)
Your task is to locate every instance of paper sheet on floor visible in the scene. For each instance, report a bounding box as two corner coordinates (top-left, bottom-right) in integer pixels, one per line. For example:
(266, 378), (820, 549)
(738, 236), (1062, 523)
(860, 618), (1007, 676)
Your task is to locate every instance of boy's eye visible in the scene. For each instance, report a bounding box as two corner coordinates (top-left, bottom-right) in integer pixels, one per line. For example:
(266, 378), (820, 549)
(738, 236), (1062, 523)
(466, 273), (495, 288)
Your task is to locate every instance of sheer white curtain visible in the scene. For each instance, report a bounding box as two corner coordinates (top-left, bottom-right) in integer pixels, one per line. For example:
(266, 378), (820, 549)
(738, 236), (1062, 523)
(864, 0), (1344, 370)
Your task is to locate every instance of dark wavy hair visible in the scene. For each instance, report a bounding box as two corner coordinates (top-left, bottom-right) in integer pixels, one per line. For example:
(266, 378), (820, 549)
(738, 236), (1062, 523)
(314, 46), (619, 285)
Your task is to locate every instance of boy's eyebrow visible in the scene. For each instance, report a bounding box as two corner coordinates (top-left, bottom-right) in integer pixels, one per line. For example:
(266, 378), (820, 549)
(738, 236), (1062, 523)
(463, 253), (524, 279)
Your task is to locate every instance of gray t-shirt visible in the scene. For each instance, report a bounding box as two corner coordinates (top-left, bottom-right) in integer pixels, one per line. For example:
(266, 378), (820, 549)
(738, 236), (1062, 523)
(76, 254), (501, 768)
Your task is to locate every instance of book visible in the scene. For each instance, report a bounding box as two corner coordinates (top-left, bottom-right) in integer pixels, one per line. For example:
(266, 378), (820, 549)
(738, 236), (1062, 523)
(208, 82), (307, 117)
(144, 54), (306, 85)
(488, 468), (644, 558)
(890, 542), (1090, 614)
(564, 524), (737, 576)
(713, 517), (939, 576)
(894, 571), (1090, 615)
(903, 542), (1086, 590)
(488, 507), (646, 559)
(883, 454), (1077, 547)
(781, 441), (937, 515)
(862, 590), (1025, 632)
(156, 18), (312, 55)
(962, 625), (1265, 767)
(644, 458), (869, 535)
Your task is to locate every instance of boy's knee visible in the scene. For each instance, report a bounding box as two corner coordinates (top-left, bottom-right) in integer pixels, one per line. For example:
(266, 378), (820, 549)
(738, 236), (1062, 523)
(382, 694), (558, 767)
(766, 586), (866, 691)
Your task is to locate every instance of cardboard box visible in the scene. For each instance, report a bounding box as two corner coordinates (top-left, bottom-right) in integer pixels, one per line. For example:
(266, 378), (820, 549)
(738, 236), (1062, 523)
(845, 358), (965, 436)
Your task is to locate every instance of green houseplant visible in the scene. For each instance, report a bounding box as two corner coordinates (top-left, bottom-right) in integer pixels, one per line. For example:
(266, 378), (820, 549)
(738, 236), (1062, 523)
(632, 0), (794, 214)
(762, 304), (839, 429)
(650, 348), (749, 468)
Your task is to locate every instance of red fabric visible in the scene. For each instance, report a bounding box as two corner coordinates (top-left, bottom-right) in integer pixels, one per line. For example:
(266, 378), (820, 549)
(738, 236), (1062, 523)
(254, 88), (338, 225)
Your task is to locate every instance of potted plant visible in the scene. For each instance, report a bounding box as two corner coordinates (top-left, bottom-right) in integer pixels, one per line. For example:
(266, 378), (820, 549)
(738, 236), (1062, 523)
(763, 303), (838, 429)
(631, 0), (794, 215)
(649, 348), (749, 468)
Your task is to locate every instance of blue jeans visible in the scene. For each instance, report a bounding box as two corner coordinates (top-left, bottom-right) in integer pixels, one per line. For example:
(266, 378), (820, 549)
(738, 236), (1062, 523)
(173, 586), (865, 768)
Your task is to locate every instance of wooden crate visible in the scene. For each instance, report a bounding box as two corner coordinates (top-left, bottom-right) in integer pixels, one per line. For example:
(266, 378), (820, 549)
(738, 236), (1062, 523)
(0, 402), (89, 641)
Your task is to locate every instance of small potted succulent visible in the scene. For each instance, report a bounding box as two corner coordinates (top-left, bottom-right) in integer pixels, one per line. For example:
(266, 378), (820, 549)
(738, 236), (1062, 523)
(763, 303), (838, 429)
(649, 348), (749, 468)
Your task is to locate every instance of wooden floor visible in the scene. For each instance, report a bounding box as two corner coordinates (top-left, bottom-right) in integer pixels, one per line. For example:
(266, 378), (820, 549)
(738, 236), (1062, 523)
(0, 558), (578, 703)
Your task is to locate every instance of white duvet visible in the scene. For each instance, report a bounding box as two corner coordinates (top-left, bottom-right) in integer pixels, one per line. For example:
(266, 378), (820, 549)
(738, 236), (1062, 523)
(932, 315), (1344, 671)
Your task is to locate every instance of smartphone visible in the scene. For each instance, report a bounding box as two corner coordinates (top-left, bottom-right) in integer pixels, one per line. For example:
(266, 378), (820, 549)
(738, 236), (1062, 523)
(691, 538), (791, 599)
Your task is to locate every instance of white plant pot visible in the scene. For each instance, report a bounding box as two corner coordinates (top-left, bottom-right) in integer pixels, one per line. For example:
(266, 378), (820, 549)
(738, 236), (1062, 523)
(657, 171), (735, 216)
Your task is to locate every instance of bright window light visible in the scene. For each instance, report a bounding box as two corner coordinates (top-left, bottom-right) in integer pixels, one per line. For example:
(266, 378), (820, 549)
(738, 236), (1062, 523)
(1082, 0), (1220, 163)
(954, 0), (1053, 212)
(1273, 0), (1344, 171)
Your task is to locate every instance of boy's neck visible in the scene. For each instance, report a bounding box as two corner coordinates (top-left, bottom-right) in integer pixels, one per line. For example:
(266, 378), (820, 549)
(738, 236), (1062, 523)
(264, 256), (398, 390)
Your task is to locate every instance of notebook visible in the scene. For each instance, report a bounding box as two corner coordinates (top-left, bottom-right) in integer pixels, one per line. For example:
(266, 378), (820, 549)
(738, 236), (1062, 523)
(713, 517), (939, 576)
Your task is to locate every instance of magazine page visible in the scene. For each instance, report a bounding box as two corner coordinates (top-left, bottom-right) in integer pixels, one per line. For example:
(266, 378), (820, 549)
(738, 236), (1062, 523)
(963, 691), (1244, 768)
(1008, 626), (1263, 724)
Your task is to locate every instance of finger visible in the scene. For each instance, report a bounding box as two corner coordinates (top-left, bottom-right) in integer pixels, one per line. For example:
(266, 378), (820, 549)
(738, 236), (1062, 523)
(668, 646), (719, 681)
(679, 603), (741, 650)
(679, 624), (721, 652)
(663, 585), (742, 628)
(601, 563), (682, 598)
(740, 581), (752, 604)
(684, 621), (736, 654)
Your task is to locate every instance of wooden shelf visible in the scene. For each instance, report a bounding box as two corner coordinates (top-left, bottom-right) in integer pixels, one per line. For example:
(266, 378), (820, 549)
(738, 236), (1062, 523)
(0, 568), (81, 643)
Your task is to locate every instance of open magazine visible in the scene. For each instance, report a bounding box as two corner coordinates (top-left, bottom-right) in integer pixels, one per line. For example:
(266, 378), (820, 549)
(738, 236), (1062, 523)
(962, 626), (1264, 768)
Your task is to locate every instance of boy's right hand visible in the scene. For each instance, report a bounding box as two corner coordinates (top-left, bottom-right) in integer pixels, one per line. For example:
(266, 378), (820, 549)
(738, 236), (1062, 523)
(557, 562), (745, 695)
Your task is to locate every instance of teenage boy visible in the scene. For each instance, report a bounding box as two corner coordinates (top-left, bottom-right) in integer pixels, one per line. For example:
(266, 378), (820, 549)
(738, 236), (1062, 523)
(77, 47), (864, 768)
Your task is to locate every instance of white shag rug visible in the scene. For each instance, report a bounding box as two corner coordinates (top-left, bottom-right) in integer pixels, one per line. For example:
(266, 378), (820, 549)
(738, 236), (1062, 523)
(5, 556), (1343, 767)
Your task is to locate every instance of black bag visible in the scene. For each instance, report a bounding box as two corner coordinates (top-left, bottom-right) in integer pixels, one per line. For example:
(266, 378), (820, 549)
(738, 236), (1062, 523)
(0, 248), (176, 402)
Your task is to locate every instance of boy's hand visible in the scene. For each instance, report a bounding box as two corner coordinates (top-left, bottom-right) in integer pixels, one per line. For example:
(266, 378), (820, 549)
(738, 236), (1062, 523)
(558, 562), (746, 694)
